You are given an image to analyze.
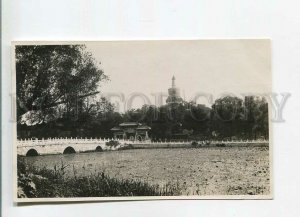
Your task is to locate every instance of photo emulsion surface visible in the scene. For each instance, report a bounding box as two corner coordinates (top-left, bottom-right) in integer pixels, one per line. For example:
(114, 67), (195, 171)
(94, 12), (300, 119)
(14, 40), (272, 201)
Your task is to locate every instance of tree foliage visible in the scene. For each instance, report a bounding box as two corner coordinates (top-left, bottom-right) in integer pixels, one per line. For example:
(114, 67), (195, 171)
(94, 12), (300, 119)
(16, 45), (108, 120)
(18, 94), (269, 140)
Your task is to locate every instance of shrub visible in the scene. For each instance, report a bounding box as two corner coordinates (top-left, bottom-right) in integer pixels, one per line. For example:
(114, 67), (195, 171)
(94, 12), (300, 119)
(202, 141), (211, 146)
(191, 141), (198, 147)
(105, 140), (120, 147)
(17, 157), (37, 198)
(117, 144), (134, 151)
(216, 143), (226, 147)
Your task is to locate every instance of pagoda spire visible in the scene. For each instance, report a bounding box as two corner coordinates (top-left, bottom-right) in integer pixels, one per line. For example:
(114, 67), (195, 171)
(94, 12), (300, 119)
(166, 75), (183, 104)
(172, 76), (176, 88)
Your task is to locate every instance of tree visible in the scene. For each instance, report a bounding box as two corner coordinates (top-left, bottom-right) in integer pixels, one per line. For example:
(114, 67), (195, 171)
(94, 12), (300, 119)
(16, 45), (108, 123)
(211, 96), (244, 139)
(183, 102), (211, 139)
(244, 96), (269, 139)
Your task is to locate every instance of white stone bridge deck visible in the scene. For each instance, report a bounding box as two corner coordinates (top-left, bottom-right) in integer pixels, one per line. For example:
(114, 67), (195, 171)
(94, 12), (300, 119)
(17, 138), (269, 156)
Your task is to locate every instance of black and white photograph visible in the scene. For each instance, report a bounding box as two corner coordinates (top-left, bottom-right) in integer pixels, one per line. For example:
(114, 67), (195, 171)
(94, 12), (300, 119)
(13, 40), (272, 201)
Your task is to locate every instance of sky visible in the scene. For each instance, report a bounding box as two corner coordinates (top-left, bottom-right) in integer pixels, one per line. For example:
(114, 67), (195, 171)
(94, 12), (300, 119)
(85, 40), (271, 112)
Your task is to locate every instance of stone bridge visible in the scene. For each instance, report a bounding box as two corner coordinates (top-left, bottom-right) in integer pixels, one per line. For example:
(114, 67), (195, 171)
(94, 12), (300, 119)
(17, 138), (115, 156)
(17, 137), (269, 156)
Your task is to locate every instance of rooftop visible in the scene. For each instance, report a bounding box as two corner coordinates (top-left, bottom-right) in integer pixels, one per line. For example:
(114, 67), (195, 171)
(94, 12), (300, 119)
(119, 122), (141, 127)
(111, 122), (151, 131)
(137, 126), (151, 130)
(111, 127), (122, 131)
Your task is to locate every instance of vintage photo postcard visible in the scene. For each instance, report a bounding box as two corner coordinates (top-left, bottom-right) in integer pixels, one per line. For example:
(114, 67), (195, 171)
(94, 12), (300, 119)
(13, 40), (272, 202)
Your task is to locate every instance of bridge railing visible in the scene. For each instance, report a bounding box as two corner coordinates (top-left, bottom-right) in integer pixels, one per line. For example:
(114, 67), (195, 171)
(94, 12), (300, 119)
(17, 137), (269, 147)
(17, 137), (113, 146)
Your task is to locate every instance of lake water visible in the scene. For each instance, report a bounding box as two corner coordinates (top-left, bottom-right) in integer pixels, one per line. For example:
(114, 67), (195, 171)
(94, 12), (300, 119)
(23, 147), (270, 195)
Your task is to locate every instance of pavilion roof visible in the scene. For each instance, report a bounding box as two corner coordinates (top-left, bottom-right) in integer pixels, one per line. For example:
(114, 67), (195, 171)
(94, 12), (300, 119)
(110, 127), (122, 131)
(119, 122), (141, 127)
(137, 126), (151, 130)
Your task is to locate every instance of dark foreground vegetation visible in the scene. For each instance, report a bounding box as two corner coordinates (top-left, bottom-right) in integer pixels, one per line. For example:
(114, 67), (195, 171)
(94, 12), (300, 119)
(17, 157), (181, 198)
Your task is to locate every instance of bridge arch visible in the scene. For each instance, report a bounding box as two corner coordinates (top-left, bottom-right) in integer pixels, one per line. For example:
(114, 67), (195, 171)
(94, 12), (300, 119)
(26, 149), (39, 157)
(95, 146), (103, 152)
(63, 146), (76, 154)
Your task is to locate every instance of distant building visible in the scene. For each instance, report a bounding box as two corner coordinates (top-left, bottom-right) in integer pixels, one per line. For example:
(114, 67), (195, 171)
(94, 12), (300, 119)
(166, 76), (183, 104)
(111, 122), (151, 141)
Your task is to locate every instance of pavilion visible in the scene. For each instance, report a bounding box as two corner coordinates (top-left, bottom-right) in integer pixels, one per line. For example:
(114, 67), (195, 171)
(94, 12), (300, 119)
(111, 122), (151, 141)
